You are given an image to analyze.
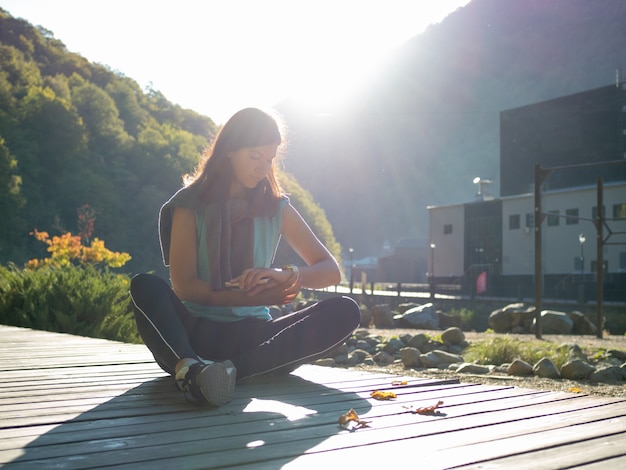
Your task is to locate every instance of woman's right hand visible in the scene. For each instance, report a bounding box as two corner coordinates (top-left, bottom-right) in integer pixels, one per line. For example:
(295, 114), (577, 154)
(245, 270), (301, 305)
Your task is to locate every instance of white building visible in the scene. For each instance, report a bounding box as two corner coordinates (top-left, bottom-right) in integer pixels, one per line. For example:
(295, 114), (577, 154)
(428, 181), (626, 301)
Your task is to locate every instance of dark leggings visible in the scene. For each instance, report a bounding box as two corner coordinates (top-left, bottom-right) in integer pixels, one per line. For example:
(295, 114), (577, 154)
(129, 273), (361, 380)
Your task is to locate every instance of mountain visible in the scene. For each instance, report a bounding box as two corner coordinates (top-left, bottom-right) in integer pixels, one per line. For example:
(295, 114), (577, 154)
(277, 0), (626, 258)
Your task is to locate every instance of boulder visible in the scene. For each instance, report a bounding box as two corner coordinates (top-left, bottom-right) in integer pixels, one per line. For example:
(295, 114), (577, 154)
(589, 366), (626, 383)
(372, 351), (395, 366)
(406, 333), (429, 350)
(456, 363), (491, 374)
(533, 357), (560, 379)
(359, 306), (372, 328)
(530, 310), (573, 335)
(394, 303), (439, 329)
(567, 311), (598, 335)
(507, 359), (534, 376)
(441, 327), (466, 346)
(560, 359), (595, 380)
(438, 311), (463, 329)
(371, 304), (395, 328)
(420, 350), (464, 368)
(488, 303), (526, 333)
(399, 347), (422, 367)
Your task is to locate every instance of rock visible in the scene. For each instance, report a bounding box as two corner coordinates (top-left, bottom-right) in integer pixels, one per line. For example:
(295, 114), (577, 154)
(397, 302), (420, 314)
(456, 363), (491, 374)
(314, 358), (335, 367)
(421, 340), (446, 353)
(331, 343), (349, 357)
(567, 311), (598, 335)
(420, 350), (464, 368)
(373, 351), (395, 366)
(448, 344), (466, 355)
(507, 359), (534, 376)
(399, 333), (413, 344)
(354, 329), (370, 339)
(359, 306), (372, 328)
(562, 344), (587, 362)
(438, 311), (463, 329)
(394, 303), (439, 329)
(510, 306), (536, 331)
(606, 349), (626, 361)
(530, 310), (574, 335)
(383, 337), (406, 355)
(371, 304), (395, 328)
(354, 339), (374, 352)
(333, 353), (350, 364)
(488, 303), (526, 333)
(560, 359), (595, 380)
(400, 347), (422, 367)
(533, 357), (561, 379)
(441, 327), (465, 345)
(406, 333), (429, 350)
(589, 366), (626, 383)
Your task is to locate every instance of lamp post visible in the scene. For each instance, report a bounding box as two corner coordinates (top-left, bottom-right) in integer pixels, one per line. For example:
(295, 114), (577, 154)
(579, 233), (586, 275)
(349, 247), (354, 294)
(578, 233), (586, 303)
(429, 243), (436, 299)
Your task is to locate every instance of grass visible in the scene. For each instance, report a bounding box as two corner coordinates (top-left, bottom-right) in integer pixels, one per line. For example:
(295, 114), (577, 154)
(464, 336), (570, 368)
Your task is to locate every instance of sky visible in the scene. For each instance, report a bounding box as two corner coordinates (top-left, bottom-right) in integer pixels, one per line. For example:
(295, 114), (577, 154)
(1, 0), (471, 123)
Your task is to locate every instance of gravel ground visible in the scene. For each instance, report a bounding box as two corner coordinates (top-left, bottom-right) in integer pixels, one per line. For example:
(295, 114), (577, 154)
(348, 329), (626, 398)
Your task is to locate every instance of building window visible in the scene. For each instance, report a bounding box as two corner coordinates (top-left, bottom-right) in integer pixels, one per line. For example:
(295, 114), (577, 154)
(525, 213), (534, 228)
(443, 224), (453, 235)
(547, 210), (560, 226)
(620, 252), (626, 271)
(566, 208), (579, 225)
(591, 260), (608, 273)
(592, 205), (606, 220)
(613, 203), (626, 219)
(509, 214), (520, 230)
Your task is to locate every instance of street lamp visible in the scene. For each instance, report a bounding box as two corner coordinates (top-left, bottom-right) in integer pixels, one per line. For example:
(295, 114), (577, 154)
(429, 243), (436, 299)
(579, 233), (586, 276)
(578, 233), (586, 303)
(349, 247), (354, 294)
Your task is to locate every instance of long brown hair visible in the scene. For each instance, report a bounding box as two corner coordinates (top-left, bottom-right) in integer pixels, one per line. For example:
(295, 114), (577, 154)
(186, 108), (285, 216)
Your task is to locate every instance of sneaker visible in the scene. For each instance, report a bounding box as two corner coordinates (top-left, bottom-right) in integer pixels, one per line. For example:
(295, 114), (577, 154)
(175, 360), (236, 406)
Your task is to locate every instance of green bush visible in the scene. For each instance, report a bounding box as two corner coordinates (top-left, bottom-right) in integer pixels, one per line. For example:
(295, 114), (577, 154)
(0, 263), (140, 343)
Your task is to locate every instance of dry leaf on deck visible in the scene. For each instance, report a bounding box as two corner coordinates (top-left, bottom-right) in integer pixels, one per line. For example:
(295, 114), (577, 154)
(370, 390), (397, 400)
(338, 408), (371, 430)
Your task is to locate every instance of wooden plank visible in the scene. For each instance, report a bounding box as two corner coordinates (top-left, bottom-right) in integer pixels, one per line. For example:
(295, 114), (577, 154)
(2, 325), (625, 470)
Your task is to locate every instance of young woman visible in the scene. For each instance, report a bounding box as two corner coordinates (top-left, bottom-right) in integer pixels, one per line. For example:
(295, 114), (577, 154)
(130, 107), (361, 406)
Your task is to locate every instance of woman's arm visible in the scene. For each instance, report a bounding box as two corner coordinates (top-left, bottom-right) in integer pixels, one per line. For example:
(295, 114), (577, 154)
(169, 207), (298, 306)
(279, 203), (341, 289)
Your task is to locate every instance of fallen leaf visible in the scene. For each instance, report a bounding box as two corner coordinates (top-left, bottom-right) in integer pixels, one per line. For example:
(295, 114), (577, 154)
(370, 390), (397, 400)
(338, 408), (371, 430)
(406, 400), (444, 415)
(392, 380), (408, 386)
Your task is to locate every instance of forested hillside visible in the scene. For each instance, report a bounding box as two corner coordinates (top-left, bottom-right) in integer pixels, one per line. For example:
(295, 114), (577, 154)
(0, 9), (340, 275)
(277, 0), (626, 257)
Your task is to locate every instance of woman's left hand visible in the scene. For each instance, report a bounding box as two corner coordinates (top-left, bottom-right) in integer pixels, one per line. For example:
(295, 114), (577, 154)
(228, 267), (299, 298)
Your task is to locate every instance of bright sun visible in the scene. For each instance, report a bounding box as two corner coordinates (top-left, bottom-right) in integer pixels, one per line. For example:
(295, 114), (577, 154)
(0, 0), (470, 122)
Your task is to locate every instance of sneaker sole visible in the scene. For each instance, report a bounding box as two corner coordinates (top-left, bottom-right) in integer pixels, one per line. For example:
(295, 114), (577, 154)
(197, 360), (236, 406)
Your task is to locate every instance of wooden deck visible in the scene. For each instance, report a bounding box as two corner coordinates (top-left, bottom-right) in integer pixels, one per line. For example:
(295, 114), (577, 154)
(1, 324), (625, 469)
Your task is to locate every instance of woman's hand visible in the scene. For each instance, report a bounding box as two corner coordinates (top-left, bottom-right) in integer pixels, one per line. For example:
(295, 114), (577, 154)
(228, 267), (300, 302)
(228, 267), (301, 304)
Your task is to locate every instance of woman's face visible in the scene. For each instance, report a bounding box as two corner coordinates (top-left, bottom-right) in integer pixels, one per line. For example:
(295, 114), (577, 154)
(228, 143), (278, 196)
